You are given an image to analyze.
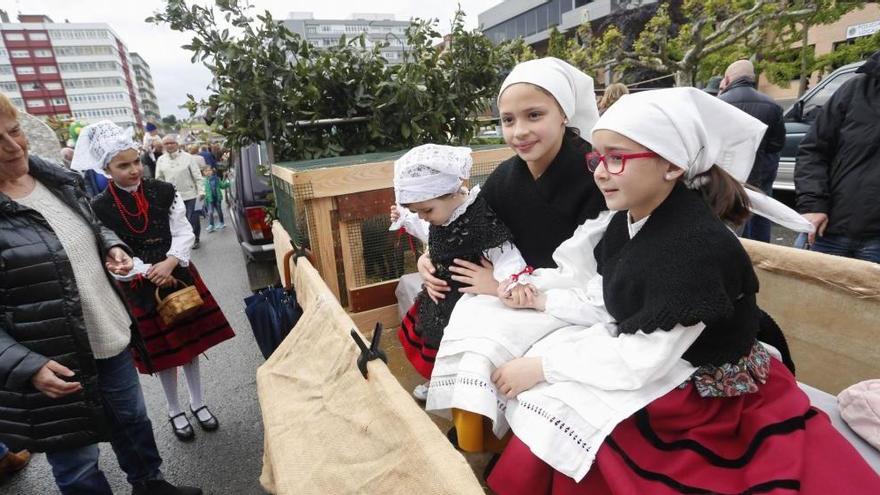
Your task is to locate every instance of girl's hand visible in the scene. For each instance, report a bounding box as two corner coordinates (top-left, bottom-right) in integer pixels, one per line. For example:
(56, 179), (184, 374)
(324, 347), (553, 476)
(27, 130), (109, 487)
(390, 204), (401, 223)
(496, 277), (514, 299)
(492, 357), (545, 399)
(418, 252), (449, 302)
(146, 257), (179, 287)
(500, 283), (540, 309)
(451, 258), (499, 296)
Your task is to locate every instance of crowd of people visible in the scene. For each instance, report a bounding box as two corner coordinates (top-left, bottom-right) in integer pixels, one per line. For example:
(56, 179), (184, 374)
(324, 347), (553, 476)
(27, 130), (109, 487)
(1, 46), (878, 494)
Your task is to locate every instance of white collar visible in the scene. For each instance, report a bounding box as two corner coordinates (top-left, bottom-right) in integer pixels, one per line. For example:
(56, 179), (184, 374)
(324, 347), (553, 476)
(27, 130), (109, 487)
(442, 185), (481, 227)
(627, 212), (650, 239)
(114, 181), (141, 193)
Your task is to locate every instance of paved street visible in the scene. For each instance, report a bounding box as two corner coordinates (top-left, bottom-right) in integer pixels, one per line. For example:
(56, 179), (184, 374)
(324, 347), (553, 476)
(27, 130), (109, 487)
(3, 211), (278, 495)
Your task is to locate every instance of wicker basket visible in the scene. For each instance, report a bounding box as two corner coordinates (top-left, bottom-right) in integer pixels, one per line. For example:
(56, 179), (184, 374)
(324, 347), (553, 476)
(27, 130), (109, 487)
(155, 279), (204, 326)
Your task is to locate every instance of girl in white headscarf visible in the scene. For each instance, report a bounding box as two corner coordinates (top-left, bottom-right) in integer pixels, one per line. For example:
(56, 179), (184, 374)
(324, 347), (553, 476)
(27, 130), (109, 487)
(389, 144), (526, 403)
(465, 88), (878, 494)
(73, 121), (235, 443)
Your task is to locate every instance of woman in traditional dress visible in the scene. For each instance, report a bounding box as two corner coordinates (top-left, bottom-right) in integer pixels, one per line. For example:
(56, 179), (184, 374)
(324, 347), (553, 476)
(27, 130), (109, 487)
(72, 121), (235, 443)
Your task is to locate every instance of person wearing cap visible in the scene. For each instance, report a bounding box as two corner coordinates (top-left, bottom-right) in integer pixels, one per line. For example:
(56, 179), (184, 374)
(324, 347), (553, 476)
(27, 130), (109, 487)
(471, 87), (876, 494)
(73, 121), (235, 444)
(0, 94), (202, 495)
(417, 57), (606, 311)
(389, 144), (526, 405)
(142, 121), (160, 148)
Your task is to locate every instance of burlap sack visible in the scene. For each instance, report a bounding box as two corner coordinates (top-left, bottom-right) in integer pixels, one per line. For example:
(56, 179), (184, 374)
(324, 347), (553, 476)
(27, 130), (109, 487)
(741, 240), (880, 394)
(257, 256), (483, 495)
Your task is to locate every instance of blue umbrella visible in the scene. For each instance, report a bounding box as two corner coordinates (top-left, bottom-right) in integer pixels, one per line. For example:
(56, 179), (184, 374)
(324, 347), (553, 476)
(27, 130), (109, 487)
(243, 251), (302, 359)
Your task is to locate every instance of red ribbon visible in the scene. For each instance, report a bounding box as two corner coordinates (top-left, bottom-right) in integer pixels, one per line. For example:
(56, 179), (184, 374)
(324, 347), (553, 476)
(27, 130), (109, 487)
(510, 265), (535, 282)
(395, 227), (418, 254)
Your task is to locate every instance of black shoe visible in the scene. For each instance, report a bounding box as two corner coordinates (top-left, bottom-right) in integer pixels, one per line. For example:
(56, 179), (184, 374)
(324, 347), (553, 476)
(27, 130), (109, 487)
(169, 412), (195, 442)
(482, 453), (501, 482)
(446, 426), (459, 449)
(131, 479), (203, 495)
(190, 405), (219, 432)
(192, 240), (201, 250)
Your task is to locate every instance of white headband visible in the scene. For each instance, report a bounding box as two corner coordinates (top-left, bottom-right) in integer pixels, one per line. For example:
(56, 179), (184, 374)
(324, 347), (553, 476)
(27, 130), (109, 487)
(592, 87), (814, 233)
(70, 120), (138, 173)
(499, 57), (600, 140)
(393, 144), (473, 204)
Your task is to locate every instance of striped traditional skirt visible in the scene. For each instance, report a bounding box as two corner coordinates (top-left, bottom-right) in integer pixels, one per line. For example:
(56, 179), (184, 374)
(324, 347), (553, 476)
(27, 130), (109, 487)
(488, 358), (880, 494)
(128, 263), (235, 373)
(398, 298), (438, 380)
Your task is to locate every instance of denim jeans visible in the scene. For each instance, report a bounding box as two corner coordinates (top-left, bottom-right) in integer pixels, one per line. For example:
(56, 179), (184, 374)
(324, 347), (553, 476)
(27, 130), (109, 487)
(0, 441), (8, 457)
(741, 178), (774, 243)
(810, 234), (880, 263)
(184, 198), (202, 242)
(205, 199), (224, 227)
(45, 351), (163, 495)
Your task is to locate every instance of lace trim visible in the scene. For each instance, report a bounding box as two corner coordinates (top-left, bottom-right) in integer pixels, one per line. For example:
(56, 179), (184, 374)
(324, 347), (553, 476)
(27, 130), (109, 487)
(442, 185), (480, 226)
(517, 400), (593, 452)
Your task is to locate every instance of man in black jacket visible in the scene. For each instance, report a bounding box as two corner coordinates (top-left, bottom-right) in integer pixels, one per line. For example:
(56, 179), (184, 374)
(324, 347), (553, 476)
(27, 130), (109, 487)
(796, 50), (880, 262)
(719, 59), (786, 242)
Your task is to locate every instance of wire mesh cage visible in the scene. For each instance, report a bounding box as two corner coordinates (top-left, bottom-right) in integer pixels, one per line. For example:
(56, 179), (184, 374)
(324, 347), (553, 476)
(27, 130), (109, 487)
(271, 145), (515, 316)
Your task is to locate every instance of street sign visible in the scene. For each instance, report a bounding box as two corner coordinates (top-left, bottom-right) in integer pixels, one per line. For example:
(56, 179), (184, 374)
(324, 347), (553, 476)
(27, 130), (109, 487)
(846, 19), (880, 39)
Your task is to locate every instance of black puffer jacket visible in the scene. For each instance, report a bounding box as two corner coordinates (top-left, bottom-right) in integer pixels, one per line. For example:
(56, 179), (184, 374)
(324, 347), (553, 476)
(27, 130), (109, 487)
(0, 156), (149, 452)
(795, 50), (880, 239)
(719, 78), (786, 188)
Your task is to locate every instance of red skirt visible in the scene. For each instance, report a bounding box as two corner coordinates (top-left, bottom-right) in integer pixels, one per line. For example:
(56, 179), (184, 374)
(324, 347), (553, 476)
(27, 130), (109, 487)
(130, 263), (235, 373)
(398, 299), (437, 380)
(488, 359), (880, 495)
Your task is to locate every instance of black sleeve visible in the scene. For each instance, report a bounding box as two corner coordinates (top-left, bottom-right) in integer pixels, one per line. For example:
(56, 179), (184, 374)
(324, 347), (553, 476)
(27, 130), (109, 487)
(763, 105), (786, 154)
(795, 81), (850, 214)
(0, 327), (50, 391)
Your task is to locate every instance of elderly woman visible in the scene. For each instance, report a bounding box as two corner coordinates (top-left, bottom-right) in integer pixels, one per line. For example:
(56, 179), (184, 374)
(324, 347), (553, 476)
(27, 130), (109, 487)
(0, 95), (201, 495)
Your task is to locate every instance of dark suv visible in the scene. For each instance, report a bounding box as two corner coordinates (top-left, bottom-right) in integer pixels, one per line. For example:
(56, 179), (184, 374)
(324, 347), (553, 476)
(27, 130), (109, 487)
(775, 60), (866, 191)
(227, 143), (275, 261)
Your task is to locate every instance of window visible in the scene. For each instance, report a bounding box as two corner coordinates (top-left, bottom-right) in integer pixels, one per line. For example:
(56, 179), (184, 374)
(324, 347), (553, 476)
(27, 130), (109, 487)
(26, 99), (45, 107)
(0, 65), (12, 75)
(10, 50), (30, 58)
(45, 82), (62, 90)
(801, 71), (860, 122)
(52, 97), (66, 105)
(0, 48), (6, 57)
(5, 33), (25, 41)
(15, 66), (35, 75)
(39, 65), (58, 74)
(10, 98), (24, 108)
(28, 32), (48, 41)
(0, 82), (18, 91)
(34, 49), (52, 58)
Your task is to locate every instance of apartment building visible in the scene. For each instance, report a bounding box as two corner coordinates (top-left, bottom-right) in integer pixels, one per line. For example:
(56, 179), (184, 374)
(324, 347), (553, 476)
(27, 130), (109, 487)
(0, 13), (143, 128)
(283, 12), (411, 64)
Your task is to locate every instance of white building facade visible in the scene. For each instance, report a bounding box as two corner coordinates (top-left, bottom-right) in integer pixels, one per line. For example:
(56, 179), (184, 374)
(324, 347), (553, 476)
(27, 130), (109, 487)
(0, 14), (144, 128)
(130, 51), (160, 123)
(283, 12), (411, 64)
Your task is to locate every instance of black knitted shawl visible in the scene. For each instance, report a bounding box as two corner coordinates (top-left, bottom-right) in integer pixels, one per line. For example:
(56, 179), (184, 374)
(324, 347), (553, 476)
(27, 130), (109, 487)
(594, 183), (761, 366)
(415, 195), (514, 350)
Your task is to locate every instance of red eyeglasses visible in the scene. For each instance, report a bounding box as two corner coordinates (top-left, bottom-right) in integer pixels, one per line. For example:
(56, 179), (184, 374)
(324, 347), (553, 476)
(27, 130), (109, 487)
(586, 151), (659, 175)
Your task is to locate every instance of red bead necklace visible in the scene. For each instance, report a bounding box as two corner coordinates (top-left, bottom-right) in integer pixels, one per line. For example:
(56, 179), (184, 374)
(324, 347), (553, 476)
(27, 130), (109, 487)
(108, 181), (150, 234)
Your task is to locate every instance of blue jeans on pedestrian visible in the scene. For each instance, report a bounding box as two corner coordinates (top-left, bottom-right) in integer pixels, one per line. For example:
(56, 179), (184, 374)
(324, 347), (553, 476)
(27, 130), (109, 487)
(184, 198), (202, 242)
(810, 234), (880, 263)
(205, 199), (224, 227)
(741, 178), (774, 243)
(0, 441), (8, 457)
(45, 351), (163, 495)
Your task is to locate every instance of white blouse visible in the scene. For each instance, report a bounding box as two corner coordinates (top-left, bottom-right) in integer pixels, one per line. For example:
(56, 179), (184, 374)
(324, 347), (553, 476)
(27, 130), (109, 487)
(118, 182), (194, 266)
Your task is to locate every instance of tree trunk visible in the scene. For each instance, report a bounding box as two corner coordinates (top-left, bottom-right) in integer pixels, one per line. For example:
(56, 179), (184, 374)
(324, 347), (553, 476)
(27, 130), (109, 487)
(798, 21), (811, 97)
(674, 70), (694, 87)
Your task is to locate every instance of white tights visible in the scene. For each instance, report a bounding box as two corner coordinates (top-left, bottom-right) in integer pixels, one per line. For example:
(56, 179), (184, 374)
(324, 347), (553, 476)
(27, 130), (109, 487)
(157, 357), (210, 426)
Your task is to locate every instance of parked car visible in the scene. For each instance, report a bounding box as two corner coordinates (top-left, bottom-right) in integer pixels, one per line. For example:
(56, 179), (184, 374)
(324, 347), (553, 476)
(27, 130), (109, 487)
(775, 60), (865, 191)
(227, 142), (275, 261)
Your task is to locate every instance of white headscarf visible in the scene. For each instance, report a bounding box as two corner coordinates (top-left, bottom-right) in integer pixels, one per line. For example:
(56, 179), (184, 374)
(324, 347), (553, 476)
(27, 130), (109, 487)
(393, 144), (473, 205)
(592, 87), (814, 233)
(499, 57), (600, 140)
(70, 120), (138, 173)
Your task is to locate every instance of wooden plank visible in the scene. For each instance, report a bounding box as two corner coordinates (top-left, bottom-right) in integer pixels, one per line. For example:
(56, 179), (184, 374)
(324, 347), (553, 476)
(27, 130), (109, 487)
(338, 220), (365, 300)
(348, 303), (400, 336)
(309, 197), (341, 300)
(336, 188), (396, 222)
(349, 279), (399, 313)
(271, 164), (297, 185)
(282, 147), (516, 199)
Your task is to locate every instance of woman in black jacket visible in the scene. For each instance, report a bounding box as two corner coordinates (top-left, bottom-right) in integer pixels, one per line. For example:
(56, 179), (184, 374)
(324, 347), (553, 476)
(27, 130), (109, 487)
(0, 95), (200, 495)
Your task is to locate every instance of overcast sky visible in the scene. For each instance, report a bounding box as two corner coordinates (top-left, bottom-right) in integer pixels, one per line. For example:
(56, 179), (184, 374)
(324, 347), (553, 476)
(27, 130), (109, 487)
(1, 0), (502, 119)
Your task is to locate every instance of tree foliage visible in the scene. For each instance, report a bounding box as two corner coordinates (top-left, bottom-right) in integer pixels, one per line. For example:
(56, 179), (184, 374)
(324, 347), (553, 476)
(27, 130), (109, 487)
(148, 0), (531, 162)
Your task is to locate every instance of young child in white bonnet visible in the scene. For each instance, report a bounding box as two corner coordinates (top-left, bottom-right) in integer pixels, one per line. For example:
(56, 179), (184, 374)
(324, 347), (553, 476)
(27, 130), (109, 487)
(390, 144), (527, 401)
